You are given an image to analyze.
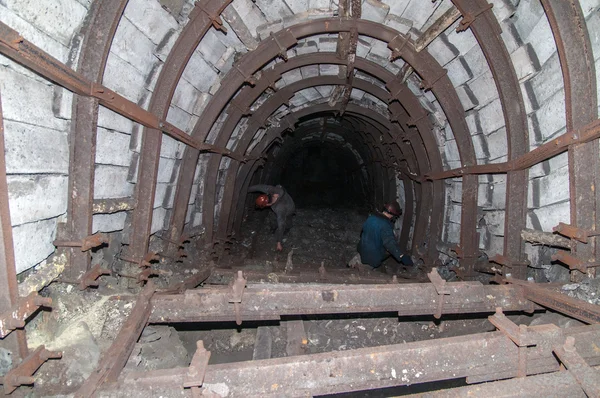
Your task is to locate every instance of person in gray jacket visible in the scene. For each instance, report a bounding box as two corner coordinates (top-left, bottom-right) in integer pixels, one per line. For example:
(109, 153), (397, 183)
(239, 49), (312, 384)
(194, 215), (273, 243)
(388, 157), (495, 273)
(248, 184), (295, 251)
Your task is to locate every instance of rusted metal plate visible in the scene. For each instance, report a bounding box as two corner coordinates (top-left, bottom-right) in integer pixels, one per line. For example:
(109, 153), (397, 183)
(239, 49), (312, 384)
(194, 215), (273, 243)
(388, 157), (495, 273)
(541, 0), (599, 282)
(101, 325), (600, 397)
(129, 0), (232, 259)
(404, 371), (586, 397)
(0, 90), (28, 359)
(150, 282), (530, 323)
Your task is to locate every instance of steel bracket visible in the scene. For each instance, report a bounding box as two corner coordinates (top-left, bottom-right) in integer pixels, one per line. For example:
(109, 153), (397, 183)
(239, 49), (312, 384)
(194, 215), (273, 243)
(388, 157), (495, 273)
(427, 268), (450, 319)
(229, 271), (247, 326)
(388, 34), (409, 61)
(456, 4), (494, 33)
(78, 263), (111, 290)
(53, 232), (108, 251)
(233, 64), (256, 87)
(229, 98), (252, 116)
(0, 292), (52, 338)
(0, 345), (62, 394)
(183, 341), (211, 390)
(553, 222), (600, 244)
(386, 80), (408, 104)
(489, 254), (530, 269)
(270, 32), (288, 62)
(420, 69), (448, 92)
(192, 2), (227, 33)
(551, 251), (599, 273)
(553, 336), (600, 397)
(488, 308), (562, 379)
(407, 113), (428, 127)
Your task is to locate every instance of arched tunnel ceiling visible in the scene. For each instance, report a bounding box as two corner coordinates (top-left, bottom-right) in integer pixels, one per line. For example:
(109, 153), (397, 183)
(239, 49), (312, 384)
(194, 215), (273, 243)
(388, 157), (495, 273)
(0, 0), (599, 280)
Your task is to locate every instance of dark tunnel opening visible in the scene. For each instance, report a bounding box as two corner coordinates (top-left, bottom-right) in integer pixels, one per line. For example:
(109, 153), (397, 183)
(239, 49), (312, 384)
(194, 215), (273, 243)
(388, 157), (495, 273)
(279, 142), (367, 209)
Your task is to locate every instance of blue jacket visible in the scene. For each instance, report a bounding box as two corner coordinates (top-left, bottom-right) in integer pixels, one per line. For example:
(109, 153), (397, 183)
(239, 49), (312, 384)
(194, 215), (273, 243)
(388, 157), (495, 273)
(358, 213), (404, 268)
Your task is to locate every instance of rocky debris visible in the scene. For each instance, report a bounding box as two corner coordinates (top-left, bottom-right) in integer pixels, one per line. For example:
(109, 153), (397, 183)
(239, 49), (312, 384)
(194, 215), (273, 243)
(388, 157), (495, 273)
(0, 347), (12, 377)
(124, 326), (189, 372)
(562, 277), (600, 305)
(529, 311), (584, 329)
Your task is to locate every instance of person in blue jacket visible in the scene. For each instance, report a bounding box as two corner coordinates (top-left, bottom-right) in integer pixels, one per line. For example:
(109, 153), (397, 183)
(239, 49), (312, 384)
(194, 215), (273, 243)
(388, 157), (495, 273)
(349, 201), (413, 270)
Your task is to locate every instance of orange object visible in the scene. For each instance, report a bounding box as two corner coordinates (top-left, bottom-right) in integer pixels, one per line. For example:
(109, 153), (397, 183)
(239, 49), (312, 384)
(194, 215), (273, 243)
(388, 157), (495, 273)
(255, 194), (269, 208)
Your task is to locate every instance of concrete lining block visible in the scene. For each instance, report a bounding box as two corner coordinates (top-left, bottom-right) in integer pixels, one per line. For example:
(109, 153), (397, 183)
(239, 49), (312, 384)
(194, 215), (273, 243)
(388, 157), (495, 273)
(483, 210), (505, 236)
(446, 22), (478, 55)
(526, 15), (556, 67)
(443, 139), (460, 162)
(13, 218), (57, 273)
(255, 0), (294, 20)
(400, 0), (439, 31)
(362, 0), (389, 23)
(588, 11), (600, 61)
(182, 51), (218, 93)
(8, 175), (68, 226)
(487, 127), (508, 161)
(94, 165), (134, 199)
(0, 7), (69, 67)
(468, 71), (499, 109)
(528, 52), (562, 108)
(532, 201), (570, 231)
(166, 105), (192, 132)
(456, 85), (478, 112)
(537, 165), (570, 208)
(478, 99), (505, 135)
(198, 29), (228, 67)
(97, 106), (134, 134)
(103, 54), (150, 104)
(512, 0), (544, 40)
(112, 18), (157, 78)
(96, 128), (132, 167)
(151, 207), (167, 234)
(0, 66), (68, 132)
(489, 0), (517, 21)
(172, 79), (201, 114)
(427, 36), (457, 67)
(534, 89), (566, 142)
(383, 14), (412, 34)
(124, 0), (178, 45)
(463, 45), (489, 80)
(511, 43), (540, 82)
(3, 0), (86, 47)
(4, 121), (69, 174)
(93, 212), (127, 233)
(446, 56), (473, 87)
(157, 157), (177, 183)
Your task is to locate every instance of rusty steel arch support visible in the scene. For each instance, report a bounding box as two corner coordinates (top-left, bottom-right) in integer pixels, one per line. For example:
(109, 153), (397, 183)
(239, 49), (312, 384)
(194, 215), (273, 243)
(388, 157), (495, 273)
(229, 103), (418, 252)
(128, 0), (233, 260)
(202, 74), (425, 253)
(169, 18), (476, 267)
(62, 0), (129, 279)
(216, 81), (422, 253)
(541, 0), (599, 281)
(188, 54), (440, 257)
(452, 0), (530, 278)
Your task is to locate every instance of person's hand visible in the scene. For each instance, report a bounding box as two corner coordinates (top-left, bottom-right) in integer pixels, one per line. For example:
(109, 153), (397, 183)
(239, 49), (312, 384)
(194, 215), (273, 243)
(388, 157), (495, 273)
(401, 254), (414, 266)
(276, 242), (283, 251)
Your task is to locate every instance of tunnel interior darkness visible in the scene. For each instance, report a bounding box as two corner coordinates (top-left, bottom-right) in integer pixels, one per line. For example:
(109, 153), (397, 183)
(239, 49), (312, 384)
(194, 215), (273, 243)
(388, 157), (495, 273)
(246, 113), (401, 212)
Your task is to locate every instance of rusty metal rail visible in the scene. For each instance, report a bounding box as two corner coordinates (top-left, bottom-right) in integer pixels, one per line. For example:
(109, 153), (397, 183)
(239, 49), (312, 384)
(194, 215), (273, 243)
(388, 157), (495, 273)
(99, 324), (600, 397)
(149, 279), (536, 323)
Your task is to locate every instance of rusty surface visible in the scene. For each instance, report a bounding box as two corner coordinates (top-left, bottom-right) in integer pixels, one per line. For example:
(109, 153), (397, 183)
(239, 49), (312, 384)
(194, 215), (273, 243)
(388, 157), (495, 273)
(183, 341), (211, 389)
(170, 19), (472, 261)
(61, 0), (127, 280)
(78, 263), (111, 290)
(541, 0), (599, 282)
(149, 281), (536, 323)
(553, 222), (599, 244)
(92, 198), (135, 214)
(53, 233), (108, 252)
(0, 88), (28, 359)
(508, 279), (600, 324)
(553, 336), (600, 397)
(403, 371), (586, 397)
(0, 345), (62, 394)
(127, 0), (232, 260)
(0, 292), (52, 338)
(75, 282), (155, 397)
(102, 325), (600, 397)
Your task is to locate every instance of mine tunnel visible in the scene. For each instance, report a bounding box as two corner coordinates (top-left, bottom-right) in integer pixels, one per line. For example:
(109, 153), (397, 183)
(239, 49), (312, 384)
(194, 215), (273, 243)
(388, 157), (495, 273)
(1, 0), (600, 396)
